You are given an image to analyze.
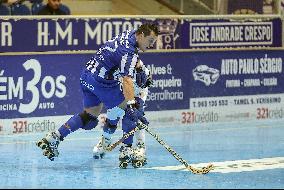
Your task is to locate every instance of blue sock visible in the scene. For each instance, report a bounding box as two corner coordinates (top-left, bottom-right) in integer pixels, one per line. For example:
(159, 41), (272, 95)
(58, 114), (83, 139)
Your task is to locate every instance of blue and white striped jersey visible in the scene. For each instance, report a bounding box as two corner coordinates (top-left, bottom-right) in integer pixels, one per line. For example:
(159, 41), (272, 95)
(86, 29), (139, 81)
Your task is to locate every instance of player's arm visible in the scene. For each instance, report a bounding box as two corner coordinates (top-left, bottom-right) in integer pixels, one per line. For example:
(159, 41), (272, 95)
(124, 59), (150, 101)
(135, 60), (153, 89)
(119, 52), (149, 125)
(118, 49), (138, 102)
(122, 75), (135, 103)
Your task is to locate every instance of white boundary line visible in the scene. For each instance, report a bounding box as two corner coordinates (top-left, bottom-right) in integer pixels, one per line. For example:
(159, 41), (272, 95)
(140, 157), (284, 173)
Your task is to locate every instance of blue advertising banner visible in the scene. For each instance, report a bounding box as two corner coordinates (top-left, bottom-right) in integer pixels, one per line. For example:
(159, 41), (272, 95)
(1, 49), (283, 119)
(141, 50), (284, 111)
(188, 19), (282, 48)
(0, 17), (281, 52)
(0, 18), (185, 52)
(0, 53), (91, 119)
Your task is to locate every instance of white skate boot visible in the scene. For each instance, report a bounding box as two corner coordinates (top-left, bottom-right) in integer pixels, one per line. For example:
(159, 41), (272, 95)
(132, 141), (147, 168)
(93, 136), (111, 159)
(119, 145), (134, 169)
(36, 131), (60, 161)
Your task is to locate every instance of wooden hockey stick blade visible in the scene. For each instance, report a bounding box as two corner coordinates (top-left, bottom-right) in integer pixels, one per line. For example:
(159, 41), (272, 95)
(137, 122), (214, 174)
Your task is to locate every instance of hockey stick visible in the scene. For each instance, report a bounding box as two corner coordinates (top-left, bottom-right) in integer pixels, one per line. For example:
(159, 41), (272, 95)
(137, 122), (214, 174)
(105, 125), (141, 152)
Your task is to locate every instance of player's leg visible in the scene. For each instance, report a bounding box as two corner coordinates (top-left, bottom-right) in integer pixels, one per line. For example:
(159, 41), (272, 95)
(134, 96), (146, 148)
(133, 97), (148, 167)
(93, 83), (126, 159)
(119, 96), (149, 168)
(118, 113), (136, 168)
(36, 105), (102, 161)
(36, 71), (102, 161)
(134, 128), (147, 166)
(36, 104), (102, 161)
(93, 106), (124, 159)
(135, 129), (145, 147)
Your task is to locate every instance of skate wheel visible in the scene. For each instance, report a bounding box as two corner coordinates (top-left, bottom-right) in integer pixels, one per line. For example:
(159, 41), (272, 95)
(36, 141), (41, 147)
(47, 155), (55, 161)
(36, 141), (47, 149)
(132, 161), (143, 168)
(43, 149), (49, 156)
(43, 149), (54, 157)
(119, 161), (128, 169)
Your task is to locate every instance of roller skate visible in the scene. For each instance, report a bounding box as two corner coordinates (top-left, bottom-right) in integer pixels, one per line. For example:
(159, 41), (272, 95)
(93, 136), (111, 159)
(118, 145), (134, 169)
(36, 131), (60, 161)
(132, 142), (147, 168)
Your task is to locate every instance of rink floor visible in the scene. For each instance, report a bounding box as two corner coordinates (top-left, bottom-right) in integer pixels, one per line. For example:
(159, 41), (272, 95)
(0, 119), (284, 189)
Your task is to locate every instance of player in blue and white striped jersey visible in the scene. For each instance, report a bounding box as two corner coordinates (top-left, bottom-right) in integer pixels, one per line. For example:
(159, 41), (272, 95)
(36, 23), (158, 161)
(93, 59), (152, 168)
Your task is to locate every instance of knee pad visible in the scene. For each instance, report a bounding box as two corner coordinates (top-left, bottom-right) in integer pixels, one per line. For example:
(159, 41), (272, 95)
(79, 111), (99, 130)
(107, 106), (125, 120)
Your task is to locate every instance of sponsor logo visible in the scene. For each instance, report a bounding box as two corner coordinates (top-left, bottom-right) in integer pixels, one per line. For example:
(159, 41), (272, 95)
(256, 107), (284, 119)
(192, 65), (220, 86)
(182, 111), (219, 124)
(12, 119), (56, 134)
(0, 59), (66, 114)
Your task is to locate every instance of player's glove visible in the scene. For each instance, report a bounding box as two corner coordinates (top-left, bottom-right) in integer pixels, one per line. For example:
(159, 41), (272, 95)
(143, 76), (153, 88)
(125, 100), (149, 125)
(135, 68), (147, 88)
(134, 97), (144, 111)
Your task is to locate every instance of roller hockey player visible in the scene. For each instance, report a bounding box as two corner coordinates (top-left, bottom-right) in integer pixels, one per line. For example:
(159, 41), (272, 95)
(93, 60), (152, 169)
(36, 23), (158, 161)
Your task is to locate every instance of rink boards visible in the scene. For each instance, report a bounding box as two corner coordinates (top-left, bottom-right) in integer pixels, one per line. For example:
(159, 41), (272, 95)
(0, 48), (284, 135)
